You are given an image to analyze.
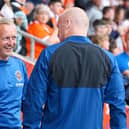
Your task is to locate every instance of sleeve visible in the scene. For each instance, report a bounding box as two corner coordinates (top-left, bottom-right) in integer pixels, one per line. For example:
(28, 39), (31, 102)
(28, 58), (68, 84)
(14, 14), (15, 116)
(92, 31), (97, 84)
(21, 61), (28, 111)
(116, 55), (128, 73)
(23, 49), (49, 129)
(104, 58), (127, 129)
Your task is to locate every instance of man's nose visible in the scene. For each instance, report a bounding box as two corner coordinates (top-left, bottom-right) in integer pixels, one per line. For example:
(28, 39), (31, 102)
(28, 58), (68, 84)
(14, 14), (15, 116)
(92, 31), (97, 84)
(7, 37), (16, 45)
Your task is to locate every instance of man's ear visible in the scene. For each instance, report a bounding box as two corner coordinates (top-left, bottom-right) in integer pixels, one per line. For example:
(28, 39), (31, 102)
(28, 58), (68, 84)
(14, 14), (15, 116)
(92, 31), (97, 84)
(65, 18), (71, 30)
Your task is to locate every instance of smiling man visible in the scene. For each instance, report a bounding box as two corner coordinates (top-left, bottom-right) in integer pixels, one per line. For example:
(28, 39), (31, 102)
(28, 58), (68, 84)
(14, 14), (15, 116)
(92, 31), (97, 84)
(0, 18), (28, 129)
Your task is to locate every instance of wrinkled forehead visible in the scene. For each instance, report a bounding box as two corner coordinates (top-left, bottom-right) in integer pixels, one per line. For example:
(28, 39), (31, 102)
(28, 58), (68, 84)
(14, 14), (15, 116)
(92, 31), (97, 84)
(0, 24), (16, 34)
(0, 23), (16, 28)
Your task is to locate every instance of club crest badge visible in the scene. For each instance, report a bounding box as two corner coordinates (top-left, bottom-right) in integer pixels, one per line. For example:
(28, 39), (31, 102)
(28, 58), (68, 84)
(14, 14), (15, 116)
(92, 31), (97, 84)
(15, 71), (22, 81)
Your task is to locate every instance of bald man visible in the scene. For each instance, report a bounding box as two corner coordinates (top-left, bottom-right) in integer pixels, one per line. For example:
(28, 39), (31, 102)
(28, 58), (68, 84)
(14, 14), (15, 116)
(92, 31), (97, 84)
(23, 7), (126, 129)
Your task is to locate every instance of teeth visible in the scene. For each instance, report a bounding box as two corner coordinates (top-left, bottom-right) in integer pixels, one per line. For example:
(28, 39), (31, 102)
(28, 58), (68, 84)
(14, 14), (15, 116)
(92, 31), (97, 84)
(6, 47), (12, 49)
(5, 48), (12, 50)
(4, 46), (13, 50)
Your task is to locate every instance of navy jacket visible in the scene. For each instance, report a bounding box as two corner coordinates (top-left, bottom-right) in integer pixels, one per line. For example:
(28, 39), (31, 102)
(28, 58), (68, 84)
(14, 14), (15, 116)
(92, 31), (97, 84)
(23, 36), (126, 129)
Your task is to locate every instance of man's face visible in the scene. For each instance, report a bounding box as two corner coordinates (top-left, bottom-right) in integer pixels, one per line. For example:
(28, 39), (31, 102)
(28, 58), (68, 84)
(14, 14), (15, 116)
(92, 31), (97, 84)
(108, 9), (115, 21)
(96, 25), (108, 35)
(118, 9), (125, 22)
(93, 0), (102, 7)
(15, 17), (24, 26)
(50, 2), (63, 15)
(0, 24), (17, 60)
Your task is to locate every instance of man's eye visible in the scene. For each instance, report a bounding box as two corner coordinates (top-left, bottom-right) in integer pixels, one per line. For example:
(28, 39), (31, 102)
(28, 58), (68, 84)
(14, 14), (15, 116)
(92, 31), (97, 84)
(12, 36), (16, 40)
(2, 37), (9, 41)
(1, 36), (16, 41)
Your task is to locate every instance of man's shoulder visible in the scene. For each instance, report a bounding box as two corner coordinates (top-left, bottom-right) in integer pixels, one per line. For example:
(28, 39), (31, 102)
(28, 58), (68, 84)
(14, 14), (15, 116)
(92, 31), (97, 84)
(10, 55), (25, 65)
(40, 42), (65, 60)
(117, 52), (126, 57)
(90, 43), (114, 58)
(93, 45), (115, 68)
(116, 52), (128, 60)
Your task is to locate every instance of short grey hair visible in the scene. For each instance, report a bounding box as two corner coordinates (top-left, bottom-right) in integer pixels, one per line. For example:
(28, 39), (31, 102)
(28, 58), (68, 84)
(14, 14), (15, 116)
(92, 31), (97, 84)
(0, 18), (14, 25)
(34, 4), (51, 20)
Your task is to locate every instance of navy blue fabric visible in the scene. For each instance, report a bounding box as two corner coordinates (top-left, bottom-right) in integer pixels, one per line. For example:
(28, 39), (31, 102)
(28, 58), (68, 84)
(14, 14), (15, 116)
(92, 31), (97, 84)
(23, 36), (126, 129)
(49, 41), (111, 88)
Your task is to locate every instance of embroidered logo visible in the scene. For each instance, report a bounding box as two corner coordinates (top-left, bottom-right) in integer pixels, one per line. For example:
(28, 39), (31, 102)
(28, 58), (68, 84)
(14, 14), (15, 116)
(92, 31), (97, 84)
(15, 71), (22, 81)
